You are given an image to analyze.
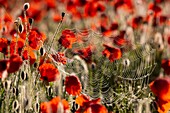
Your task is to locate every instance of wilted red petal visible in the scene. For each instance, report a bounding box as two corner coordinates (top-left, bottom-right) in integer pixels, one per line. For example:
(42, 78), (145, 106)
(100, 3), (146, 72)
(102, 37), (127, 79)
(39, 63), (60, 82)
(65, 75), (82, 96)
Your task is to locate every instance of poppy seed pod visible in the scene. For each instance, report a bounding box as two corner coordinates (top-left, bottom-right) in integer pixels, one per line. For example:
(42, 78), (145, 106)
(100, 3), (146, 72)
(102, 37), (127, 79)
(12, 100), (19, 110)
(21, 71), (28, 81)
(12, 87), (19, 96)
(18, 24), (24, 33)
(23, 3), (30, 11)
(3, 80), (11, 91)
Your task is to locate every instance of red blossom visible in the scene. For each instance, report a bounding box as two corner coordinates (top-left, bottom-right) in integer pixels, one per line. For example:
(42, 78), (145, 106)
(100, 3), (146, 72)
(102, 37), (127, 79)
(28, 29), (46, 50)
(51, 52), (67, 65)
(84, 1), (105, 17)
(75, 94), (108, 113)
(148, 3), (162, 17)
(65, 75), (82, 96)
(113, 30), (127, 47)
(8, 54), (23, 73)
(74, 46), (93, 63)
(22, 47), (36, 65)
(130, 16), (143, 29)
(102, 44), (122, 62)
(161, 59), (170, 75)
(0, 60), (9, 80)
(150, 77), (170, 113)
(40, 96), (69, 113)
(39, 63), (60, 82)
(58, 30), (76, 48)
(113, 0), (134, 13)
(10, 38), (25, 55)
(0, 38), (8, 54)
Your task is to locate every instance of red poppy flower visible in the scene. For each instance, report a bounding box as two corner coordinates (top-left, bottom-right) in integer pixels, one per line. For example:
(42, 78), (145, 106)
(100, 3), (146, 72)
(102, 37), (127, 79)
(102, 44), (122, 62)
(0, 38), (8, 54)
(22, 47), (36, 65)
(74, 46), (93, 63)
(113, 0), (134, 13)
(84, 1), (105, 17)
(130, 16), (143, 29)
(75, 94), (108, 113)
(7, 54), (23, 73)
(0, 60), (9, 81)
(27, 1), (45, 22)
(65, 75), (82, 96)
(53, 13), (62, 22)
(148, 3), (162, 17)
(110, 22), (119, 31)
(40, 96), (69, 113)
(10, 38), (25, 55)
(101, 25), (113, 37)
(51, 52), (67, 65)
(161, 59), (170, 75)
(168, 37), (170, 45)
(28, 29), (46, 50)
(45, 0), (56, 9)
(113, 30), (127, 47)
(58, 30), (76, 48)
(39, 63), (60, 82)
(150, 77), (170, 113)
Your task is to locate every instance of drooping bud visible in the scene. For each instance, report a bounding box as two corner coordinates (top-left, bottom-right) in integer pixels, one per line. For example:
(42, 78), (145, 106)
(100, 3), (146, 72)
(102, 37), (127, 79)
(23, 3), (30, 11)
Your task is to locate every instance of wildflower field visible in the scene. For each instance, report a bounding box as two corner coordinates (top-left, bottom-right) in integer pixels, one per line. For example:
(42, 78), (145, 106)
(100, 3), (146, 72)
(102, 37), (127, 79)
(1, 0), (170, 113)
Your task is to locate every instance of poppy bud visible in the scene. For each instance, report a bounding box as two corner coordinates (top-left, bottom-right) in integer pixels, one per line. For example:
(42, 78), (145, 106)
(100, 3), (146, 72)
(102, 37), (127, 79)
(2, 26), (7, 33)
(123, 58), (130, 67)
(29, 18), (34, 26)
(62, 12), (65, 19)
(40, 47), (45, 56)
(23, 3), (30, 11)
(12, 100), (19, 110)
(34, 102), (39, 112)
(33, 62), (37, 68)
